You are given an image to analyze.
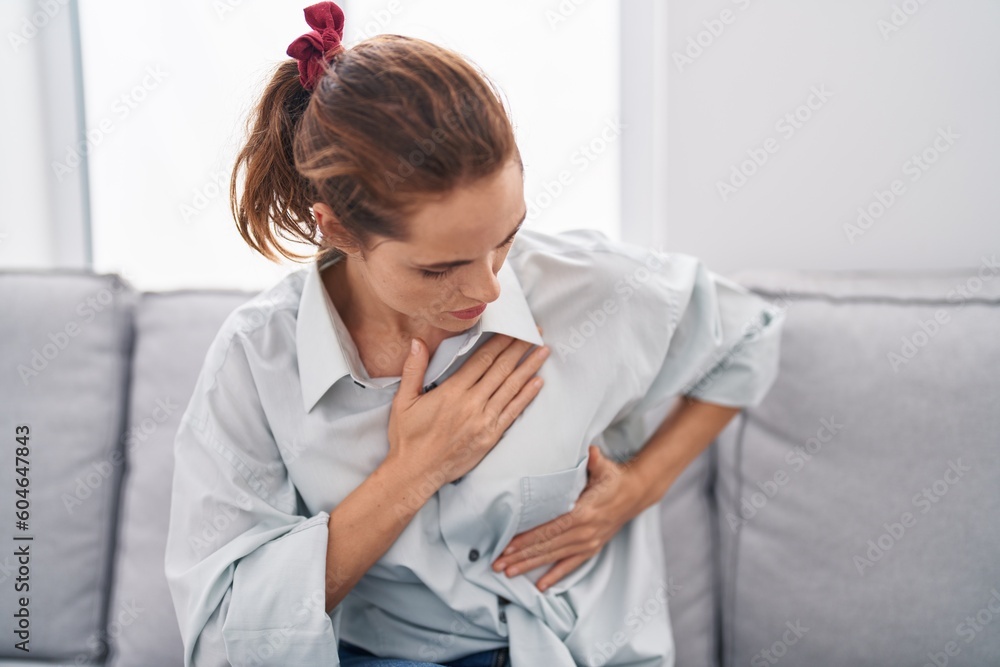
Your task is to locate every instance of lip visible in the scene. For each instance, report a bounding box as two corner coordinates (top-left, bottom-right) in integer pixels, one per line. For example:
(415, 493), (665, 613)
(449, 303), (487, 319)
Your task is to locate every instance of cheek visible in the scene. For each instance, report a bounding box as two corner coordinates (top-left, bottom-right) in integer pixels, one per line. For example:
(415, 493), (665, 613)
(375, 271), (419, 302)
(376, 271), (456, 317)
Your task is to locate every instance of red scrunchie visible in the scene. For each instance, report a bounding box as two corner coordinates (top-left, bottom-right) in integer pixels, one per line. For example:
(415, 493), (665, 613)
(286, 1), (346, 91)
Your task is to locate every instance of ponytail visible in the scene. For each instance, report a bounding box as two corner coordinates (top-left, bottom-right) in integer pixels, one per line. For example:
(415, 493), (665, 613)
(230, 60), (318, 263)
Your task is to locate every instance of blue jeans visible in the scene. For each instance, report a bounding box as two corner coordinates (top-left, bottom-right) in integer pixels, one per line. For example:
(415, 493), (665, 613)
(338, 640), (510, 667)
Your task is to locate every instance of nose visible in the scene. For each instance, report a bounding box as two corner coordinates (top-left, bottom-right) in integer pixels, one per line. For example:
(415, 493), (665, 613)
(460, 258), (502, 304)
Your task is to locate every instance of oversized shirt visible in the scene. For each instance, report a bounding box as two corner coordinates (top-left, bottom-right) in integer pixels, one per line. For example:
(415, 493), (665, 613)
(164, 227), (785, 666)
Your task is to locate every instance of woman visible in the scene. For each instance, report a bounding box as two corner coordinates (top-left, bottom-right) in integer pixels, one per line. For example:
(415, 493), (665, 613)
(163, 3), (785, 666)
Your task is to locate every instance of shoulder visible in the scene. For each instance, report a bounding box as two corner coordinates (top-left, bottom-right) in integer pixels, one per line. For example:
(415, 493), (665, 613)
(197, 269), (306, 386)
(505, 228), (712, 367)
(509, 227), (700, 284)
(509, 226), (655, 267)
(506, 226), (702, 316)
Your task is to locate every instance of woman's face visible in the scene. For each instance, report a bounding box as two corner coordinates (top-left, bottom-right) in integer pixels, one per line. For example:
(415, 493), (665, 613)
(316, 156), (527, 337)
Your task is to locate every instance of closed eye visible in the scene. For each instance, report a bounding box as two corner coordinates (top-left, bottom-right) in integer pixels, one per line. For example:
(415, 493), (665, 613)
(420, 267), (454, 279)
(418, 232), (518, 279)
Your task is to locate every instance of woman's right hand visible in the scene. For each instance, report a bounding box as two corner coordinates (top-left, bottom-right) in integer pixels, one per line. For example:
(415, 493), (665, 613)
(387, 327), (549, 489)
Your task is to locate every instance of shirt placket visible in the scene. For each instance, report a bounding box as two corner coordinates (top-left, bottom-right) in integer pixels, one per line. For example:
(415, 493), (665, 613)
(436, 480), (511, 635)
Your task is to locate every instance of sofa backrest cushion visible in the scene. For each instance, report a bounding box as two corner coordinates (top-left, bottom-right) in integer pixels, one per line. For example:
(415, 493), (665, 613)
(715, 265), (1000, 666)
(0, 271), (136, 662)
(105, 289), (255, 667)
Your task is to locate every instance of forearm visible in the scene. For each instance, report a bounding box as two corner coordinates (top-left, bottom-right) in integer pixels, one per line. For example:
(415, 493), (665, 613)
(627, 395), (742, 511)
(324, 456), (436, 613)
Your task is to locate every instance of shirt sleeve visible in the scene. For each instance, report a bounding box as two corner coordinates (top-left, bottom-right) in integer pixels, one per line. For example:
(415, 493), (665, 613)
(163, 329), (342, 667)
(601, 250), (785, 458)
(657, 254), (785, 408)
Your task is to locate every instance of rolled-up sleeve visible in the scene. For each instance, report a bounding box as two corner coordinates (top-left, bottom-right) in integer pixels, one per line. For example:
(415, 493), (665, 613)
(164, 330), (341, 667)
(663, 258), (785, 408)
(605, 251), (786, 450)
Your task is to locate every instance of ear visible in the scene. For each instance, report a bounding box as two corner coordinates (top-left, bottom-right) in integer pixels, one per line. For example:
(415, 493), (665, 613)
(313, 202), (363, 255)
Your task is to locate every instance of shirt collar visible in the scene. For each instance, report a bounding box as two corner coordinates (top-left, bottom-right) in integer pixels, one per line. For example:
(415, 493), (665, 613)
(296, 251), (544, 413)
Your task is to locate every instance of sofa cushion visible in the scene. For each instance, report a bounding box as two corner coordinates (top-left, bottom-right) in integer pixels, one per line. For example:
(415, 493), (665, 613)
(715, 264), (1000, 666)
(658, 422), (718, 667)
(105, 289), (256, 667)
(0, 271), (136, 662)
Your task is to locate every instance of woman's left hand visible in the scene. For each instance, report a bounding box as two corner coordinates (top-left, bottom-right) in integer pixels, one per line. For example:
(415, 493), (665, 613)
(491, 445), (651, 592)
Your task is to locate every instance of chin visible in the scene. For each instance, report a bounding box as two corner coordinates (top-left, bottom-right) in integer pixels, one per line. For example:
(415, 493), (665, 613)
(445, 316), (479, 331)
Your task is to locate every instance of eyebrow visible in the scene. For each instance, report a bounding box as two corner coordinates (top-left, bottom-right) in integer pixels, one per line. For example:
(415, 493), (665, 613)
(414, 209), (527, 270)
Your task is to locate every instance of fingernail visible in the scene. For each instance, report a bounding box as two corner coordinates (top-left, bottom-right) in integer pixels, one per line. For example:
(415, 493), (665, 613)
(494, 560), (506, 571)
(411, 339), (419, 355)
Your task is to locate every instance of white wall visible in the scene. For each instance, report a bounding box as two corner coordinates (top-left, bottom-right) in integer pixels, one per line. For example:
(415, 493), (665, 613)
(659, 0), (1000, 273)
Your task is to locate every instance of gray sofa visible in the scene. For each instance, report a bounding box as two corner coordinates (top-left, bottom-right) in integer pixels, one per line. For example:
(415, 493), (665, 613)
(2, 262), (998, 667)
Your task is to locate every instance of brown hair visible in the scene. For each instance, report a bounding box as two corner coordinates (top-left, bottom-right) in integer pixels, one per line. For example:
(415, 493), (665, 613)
(230, 34), (523, 264)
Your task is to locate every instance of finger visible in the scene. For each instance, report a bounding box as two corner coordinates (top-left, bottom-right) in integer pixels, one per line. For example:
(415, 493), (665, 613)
(396, 337), (428, 405)
(445, 333), (516, 390)
(501, 540), (593, 577)
(447, 324), (542, 392)
(501, 530), (588, 570)
(492, 366), (544, 435)
(472, 336), (539, 400)
(537, 554), (590, 592)
(486, 343), (549, 422)
(501, 511), (575, 557)
(496, 513), (585, 568)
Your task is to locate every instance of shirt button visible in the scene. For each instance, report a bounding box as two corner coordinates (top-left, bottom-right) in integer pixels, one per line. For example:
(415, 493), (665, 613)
(468, 548), (480, 562)
(498, 595), (509, 624)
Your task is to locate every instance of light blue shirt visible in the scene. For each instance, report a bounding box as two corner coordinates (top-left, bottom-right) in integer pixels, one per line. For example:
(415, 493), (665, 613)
(164, 227), (784, 666)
